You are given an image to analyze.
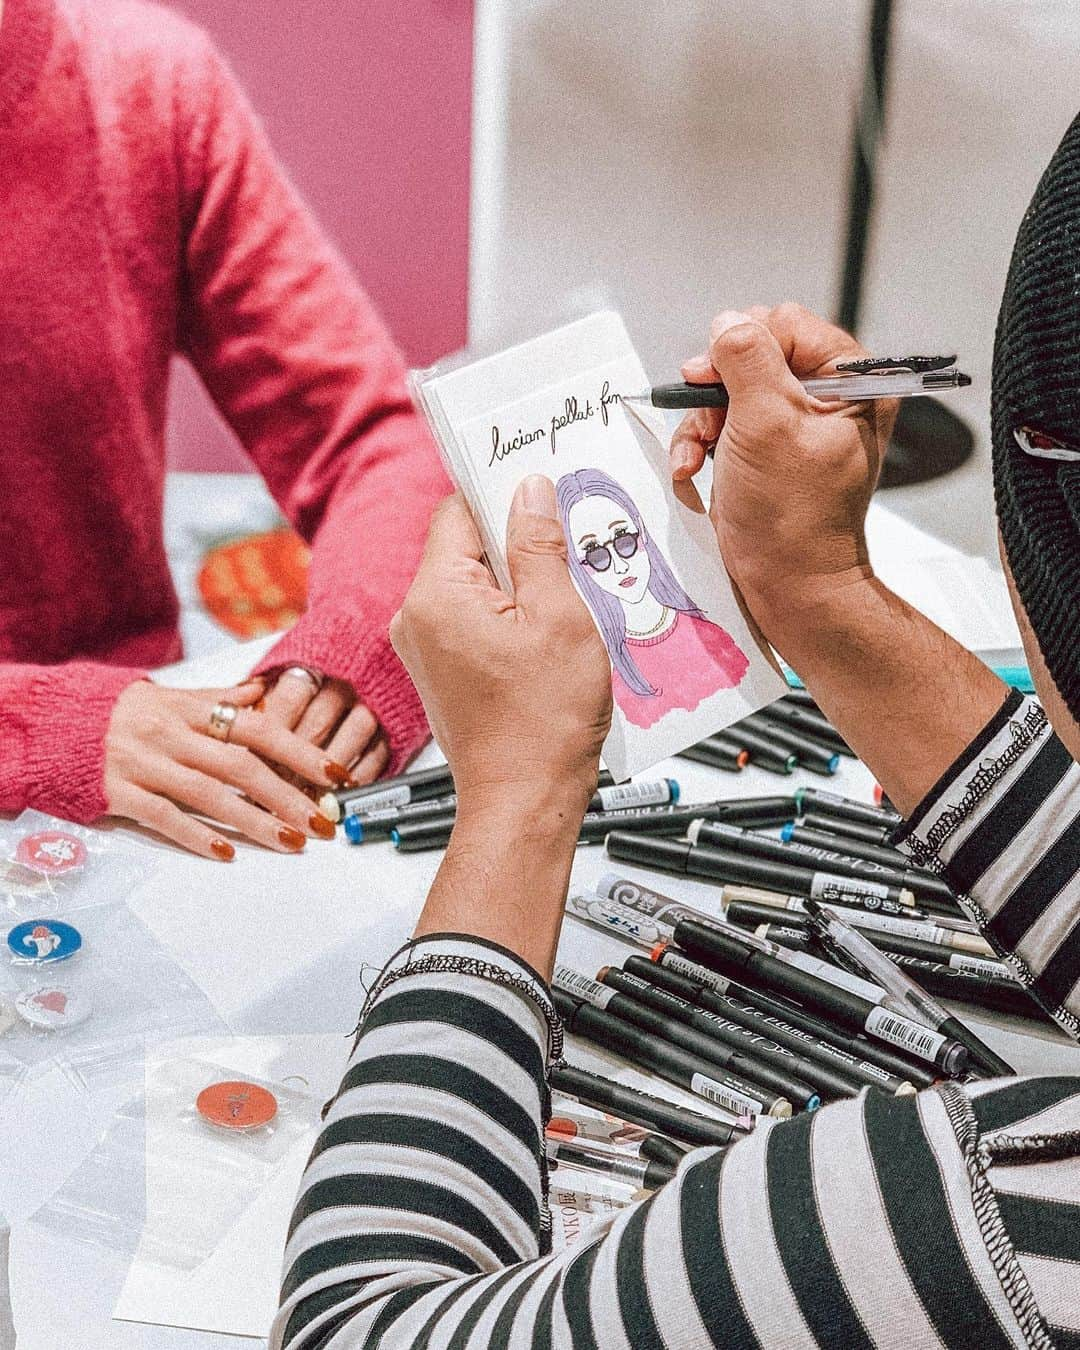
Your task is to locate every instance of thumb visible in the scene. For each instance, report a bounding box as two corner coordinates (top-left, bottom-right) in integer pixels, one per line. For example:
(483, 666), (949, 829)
(705, 309), (803, 419)
(505, 474), (574, 610)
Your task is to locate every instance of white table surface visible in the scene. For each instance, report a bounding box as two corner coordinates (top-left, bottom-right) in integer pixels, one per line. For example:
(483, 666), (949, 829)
(3, 630), (1076, 1349)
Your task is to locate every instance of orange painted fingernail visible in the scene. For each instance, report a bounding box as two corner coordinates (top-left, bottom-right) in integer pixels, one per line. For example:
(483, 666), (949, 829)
(308, 813), (337, 840)
(211, 839), (235, 862)
(254, 698), (267, 713)
(324, 761), (352, 786)
(277, 826), (306, 851)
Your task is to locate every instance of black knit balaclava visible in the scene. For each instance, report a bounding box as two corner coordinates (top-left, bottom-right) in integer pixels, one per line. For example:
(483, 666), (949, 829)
(992, 114), (1080, 723)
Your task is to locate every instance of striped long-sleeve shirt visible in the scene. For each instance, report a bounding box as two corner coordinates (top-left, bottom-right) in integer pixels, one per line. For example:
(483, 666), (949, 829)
(272, 692), (1080, 1349)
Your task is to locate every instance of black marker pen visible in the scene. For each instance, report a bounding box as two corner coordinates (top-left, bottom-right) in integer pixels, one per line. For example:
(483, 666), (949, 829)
(690, 819), (945, 908)
(595, 966), (823, 1110)
(718, 726), (798, 775)
(389, 816), (456, 852)
(622, 955), (913, 1098)
(349, 779), (681, 843)
(650, 946), (935, 1088)
(678, 739), (751, 772)
(577, 801), (730, 843)
(321, 763), (455, 822)
(720, 882), (923, 924)
(606, 831), (915, 908)
(796, 788), (902, 831)
(755, 919), (987, 973)
(757, 702), (854, 756)
(737, 713), (840, 775)
(554, 967), (794, 1117)
(344, 793), (460, 843)
(669, 919), (969, 1076)
(552, 985), (792, 1119)
(549, 1063), (747, 1148)
(887, 954), (1046, 1022)
(797, 810), (898, 848)
(783, 822), (935, 874)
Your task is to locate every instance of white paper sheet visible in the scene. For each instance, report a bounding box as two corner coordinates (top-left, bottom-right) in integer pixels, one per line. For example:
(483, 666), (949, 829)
(113, 1035), (348, 1341)
(415, 311), (788, 779)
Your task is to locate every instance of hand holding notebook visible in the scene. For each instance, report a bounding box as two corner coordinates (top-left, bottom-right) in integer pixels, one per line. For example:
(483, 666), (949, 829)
(411, 310), (786, 779)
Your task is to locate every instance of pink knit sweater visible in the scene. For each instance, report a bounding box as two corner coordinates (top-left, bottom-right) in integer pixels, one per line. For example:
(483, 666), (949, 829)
(0, 0), (451, 823)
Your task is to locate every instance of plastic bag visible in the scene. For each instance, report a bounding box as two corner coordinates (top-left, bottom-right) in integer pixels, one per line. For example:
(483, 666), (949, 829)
(0, 901), (226, 1089)
(0, 812), (150, 919)
(32, 1061), (316, 1269)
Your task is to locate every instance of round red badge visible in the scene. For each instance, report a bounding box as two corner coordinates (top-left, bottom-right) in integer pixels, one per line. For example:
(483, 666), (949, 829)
(196, 1080), (278, 1131)
(15, 831), (88, 875)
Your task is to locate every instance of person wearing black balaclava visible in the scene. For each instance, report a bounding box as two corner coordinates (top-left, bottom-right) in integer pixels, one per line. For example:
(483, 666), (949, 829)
(269, 124), (1080, 1349)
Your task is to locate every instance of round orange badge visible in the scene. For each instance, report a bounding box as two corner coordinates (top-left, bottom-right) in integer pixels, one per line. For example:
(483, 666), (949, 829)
(196, 1080), (278, 1131)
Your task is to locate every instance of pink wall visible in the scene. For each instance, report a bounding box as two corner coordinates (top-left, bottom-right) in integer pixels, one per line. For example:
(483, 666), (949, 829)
(165, 0), (474, 471)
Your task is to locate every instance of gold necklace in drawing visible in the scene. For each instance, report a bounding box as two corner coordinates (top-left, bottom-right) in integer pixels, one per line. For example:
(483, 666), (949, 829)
(626, 605), (671, 639)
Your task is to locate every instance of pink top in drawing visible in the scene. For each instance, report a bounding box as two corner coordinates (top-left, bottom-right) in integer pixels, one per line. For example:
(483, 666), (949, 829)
(613, 612), (749, 728)
(556, 468), (748, 730)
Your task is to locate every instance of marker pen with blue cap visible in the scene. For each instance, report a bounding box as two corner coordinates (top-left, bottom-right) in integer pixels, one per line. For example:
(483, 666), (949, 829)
(692, 818), (948, 907)
(782, 821), (918, 871)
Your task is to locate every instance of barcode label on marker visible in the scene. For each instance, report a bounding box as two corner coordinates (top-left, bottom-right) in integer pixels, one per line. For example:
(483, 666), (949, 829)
(949, 953), (1014, 979)
(811, 873), (891, 903)
(864, 1006), (948, 1063)
(690, 1073), (763, 1117)
(553, 966), (615, 1009)
(596, 782), (672, 811)
(662, 952), (731, 994)
(343, 785), (411, 816)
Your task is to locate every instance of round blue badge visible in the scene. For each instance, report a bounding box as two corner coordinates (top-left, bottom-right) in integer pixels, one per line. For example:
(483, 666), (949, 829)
(6, 918), (83, 965)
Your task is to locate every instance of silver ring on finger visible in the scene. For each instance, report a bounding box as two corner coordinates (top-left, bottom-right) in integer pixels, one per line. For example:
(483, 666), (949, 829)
(282, 666), (324, 693)
(207, 701), (239, 742)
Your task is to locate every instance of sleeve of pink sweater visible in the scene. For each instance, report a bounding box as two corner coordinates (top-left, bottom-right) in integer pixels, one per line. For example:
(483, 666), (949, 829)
(174, 35), (451, 774)
(0, 662), (147, 822)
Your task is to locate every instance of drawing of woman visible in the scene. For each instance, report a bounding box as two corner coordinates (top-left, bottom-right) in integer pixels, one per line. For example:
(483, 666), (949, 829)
(556, 468), (748, 729)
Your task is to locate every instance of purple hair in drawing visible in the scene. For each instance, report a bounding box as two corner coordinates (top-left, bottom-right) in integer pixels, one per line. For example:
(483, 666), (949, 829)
(556, 467), (703, 697)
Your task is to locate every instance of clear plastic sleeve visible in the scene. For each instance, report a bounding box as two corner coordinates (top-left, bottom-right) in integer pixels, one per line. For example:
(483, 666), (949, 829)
(0, 901), (226, 1089)
(0, 811), (151, 919)
(32, 1062), (316, 1270)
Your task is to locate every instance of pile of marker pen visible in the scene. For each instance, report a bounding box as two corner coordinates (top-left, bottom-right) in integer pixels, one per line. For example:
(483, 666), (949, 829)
(321, 691), (868, 856)
(551, 852), (1037, 1179)
(678, 687), (855, 776)
(318, 693), (1048, 1201)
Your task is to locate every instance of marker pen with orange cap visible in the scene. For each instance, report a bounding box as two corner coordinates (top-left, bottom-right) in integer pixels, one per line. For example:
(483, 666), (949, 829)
(677, 739), (750, 772)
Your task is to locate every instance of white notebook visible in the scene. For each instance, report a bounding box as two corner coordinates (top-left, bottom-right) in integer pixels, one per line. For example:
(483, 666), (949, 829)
(411, 310), (786, 780)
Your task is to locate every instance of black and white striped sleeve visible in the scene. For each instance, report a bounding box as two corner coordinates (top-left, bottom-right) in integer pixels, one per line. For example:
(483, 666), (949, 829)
(894, 690), (1080, 1038)
(270, 931), (1080, 1348)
